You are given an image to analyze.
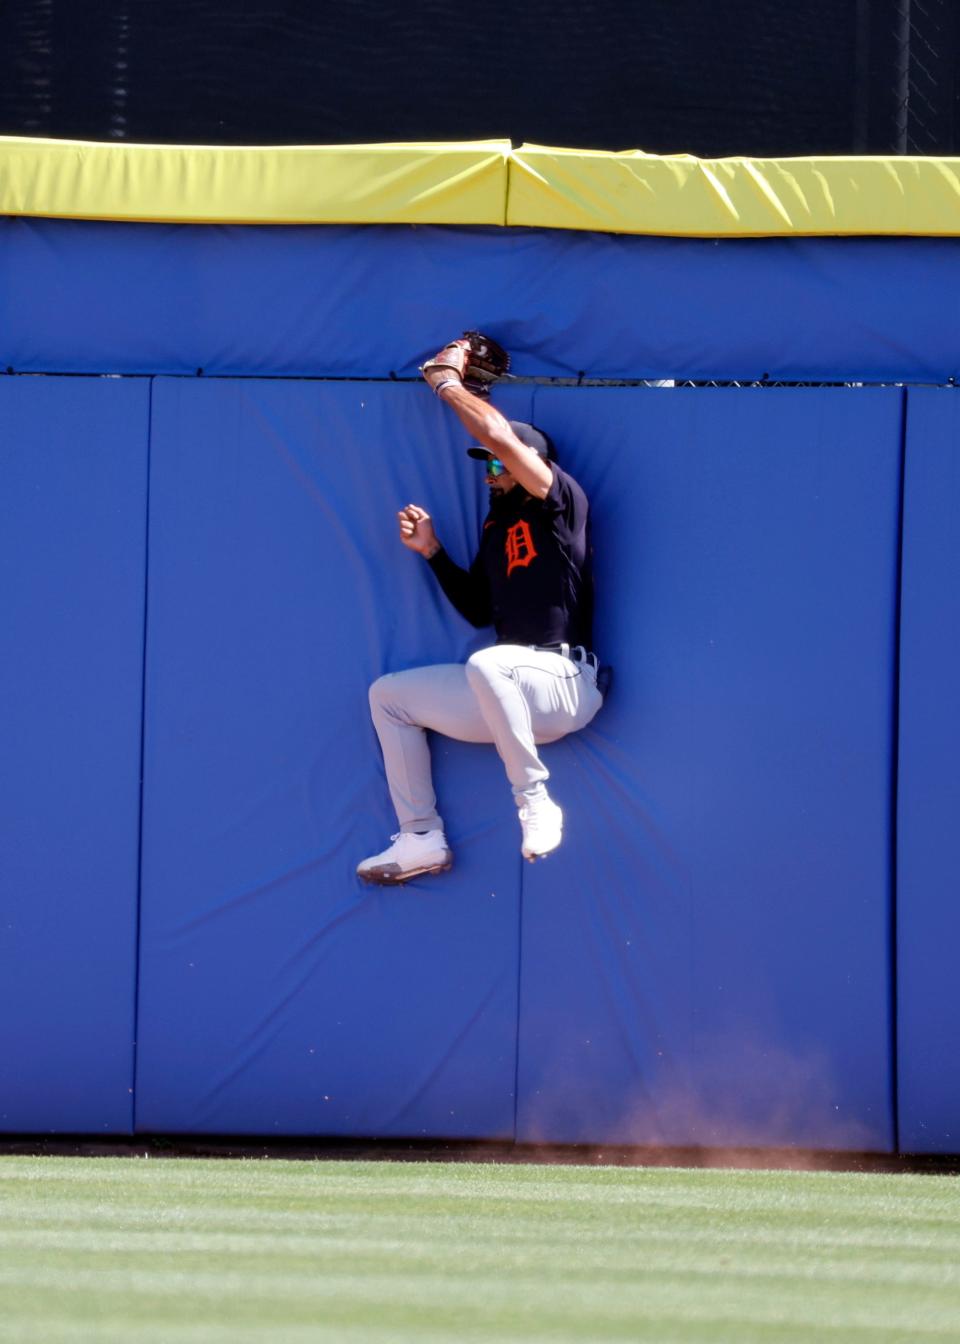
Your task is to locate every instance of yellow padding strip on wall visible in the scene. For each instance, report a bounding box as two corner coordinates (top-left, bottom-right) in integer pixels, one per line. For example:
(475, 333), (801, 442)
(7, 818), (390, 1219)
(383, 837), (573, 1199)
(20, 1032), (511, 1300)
(0, 136), (511, 225)
(508, 144), (960, 236)
(3, 135), (960, 235)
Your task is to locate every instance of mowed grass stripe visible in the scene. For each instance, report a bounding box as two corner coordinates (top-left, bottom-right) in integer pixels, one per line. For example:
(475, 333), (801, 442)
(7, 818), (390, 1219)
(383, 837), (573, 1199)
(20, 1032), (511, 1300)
(0, 1157), (958, 1343)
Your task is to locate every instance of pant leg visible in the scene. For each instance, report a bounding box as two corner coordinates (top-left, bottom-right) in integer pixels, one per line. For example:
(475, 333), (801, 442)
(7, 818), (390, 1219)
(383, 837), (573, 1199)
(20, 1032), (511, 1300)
(368, 663), (493, 833)
(464, 644), (604, 797)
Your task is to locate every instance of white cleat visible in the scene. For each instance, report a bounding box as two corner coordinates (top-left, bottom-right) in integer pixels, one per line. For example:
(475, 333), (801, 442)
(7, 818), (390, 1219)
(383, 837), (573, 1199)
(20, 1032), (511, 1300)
(518, 792), (564, 861)
(356, 830), (453, 885)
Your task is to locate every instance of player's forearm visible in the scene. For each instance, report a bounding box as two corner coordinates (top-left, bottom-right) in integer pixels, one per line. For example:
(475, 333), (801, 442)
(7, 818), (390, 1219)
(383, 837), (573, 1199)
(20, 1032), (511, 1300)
(436, 382), (551, 498)
(436, 381), (513, 452)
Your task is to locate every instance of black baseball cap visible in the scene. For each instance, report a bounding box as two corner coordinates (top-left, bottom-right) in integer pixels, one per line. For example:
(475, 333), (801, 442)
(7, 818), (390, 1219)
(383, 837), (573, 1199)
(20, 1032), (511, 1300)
(466, 421), (557, 463)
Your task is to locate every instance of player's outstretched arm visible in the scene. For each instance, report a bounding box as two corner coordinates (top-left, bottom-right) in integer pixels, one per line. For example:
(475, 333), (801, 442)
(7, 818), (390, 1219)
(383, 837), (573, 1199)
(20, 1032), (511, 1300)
(422, 351), (553, 501)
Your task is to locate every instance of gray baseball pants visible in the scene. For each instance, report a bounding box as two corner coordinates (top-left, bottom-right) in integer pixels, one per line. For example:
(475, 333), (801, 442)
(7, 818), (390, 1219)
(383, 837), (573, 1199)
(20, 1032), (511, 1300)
(368, 643), (604, 833)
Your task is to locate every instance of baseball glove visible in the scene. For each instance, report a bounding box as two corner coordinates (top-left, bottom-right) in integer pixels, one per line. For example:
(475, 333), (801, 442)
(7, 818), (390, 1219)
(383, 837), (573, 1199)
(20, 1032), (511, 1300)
(421, 331), (510, 398)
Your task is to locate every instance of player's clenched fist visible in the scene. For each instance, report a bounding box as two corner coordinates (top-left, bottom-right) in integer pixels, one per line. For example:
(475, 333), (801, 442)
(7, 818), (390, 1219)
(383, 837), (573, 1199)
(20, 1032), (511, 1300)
(397, 504), (440, 558)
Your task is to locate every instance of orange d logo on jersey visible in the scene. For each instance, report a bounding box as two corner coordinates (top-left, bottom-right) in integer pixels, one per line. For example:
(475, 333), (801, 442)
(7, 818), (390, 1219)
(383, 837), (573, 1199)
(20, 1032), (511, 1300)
(505, 521), (537, 576)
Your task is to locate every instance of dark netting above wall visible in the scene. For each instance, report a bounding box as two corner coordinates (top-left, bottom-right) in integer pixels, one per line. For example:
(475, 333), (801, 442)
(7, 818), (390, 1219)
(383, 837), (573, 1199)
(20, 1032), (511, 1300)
(0, 0), (954, 155)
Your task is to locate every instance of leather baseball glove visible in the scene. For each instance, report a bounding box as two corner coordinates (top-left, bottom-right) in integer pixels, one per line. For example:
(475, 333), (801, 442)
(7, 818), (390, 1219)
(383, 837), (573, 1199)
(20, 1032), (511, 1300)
(421, 331), (510, 398)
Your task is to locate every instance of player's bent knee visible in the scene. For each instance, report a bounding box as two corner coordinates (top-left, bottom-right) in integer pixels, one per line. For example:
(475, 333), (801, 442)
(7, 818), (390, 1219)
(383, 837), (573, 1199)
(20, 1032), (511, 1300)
(368, 673), (394, 711)
(465, 647), (506, 684)
(368, 670), (423, 728)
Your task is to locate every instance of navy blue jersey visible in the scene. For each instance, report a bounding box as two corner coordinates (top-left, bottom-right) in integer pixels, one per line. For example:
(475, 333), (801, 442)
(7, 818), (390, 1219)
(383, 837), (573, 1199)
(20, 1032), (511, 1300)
(428, 465), (594, 648)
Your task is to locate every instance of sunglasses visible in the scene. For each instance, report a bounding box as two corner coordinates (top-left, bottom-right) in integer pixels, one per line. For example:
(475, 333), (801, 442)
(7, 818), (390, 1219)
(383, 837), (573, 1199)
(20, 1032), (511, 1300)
(484, 458), (507, 477)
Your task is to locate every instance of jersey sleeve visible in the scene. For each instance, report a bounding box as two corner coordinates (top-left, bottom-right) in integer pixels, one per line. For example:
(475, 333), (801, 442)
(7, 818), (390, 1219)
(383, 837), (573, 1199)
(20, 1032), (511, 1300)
(427, 547), (493, 629)
(542, 464), (586, 524)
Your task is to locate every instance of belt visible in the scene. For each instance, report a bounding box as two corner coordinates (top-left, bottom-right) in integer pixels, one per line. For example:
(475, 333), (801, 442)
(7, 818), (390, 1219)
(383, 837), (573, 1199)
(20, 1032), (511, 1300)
(530, 642), (610, 695)
(531, 642), (599, 672)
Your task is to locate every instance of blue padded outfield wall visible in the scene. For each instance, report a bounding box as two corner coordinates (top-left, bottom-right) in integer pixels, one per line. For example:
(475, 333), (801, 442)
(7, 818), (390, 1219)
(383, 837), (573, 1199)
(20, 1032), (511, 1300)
(134, 381), (897, 1146)
(0, 376), (148, 1132)
(516, 387), (899, 1150)
(897, 390), (960, 1155)
(3, 219), (960, 382)
(136, 380), (536, 1137)
(1, 218), (959, 1150)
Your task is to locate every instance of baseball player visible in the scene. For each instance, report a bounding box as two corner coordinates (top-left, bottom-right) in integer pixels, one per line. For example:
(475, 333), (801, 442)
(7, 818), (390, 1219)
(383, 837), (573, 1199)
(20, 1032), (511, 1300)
(357, 337), (604, 884)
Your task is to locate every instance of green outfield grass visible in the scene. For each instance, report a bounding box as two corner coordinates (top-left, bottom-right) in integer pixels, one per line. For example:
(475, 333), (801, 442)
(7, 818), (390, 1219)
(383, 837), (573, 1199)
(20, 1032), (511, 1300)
(0, 1156), (958, 1342)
